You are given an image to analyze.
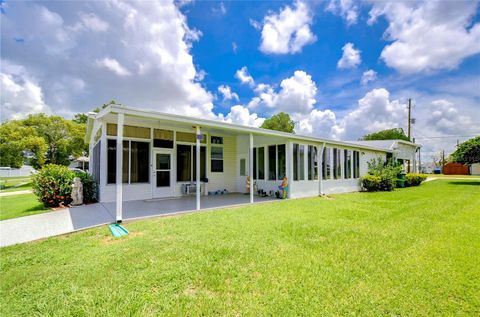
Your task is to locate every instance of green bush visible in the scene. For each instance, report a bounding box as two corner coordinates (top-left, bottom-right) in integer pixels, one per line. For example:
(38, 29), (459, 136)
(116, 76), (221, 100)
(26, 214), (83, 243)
(32, 164), (98, 207)
(361, 174), (396, 192)
(361, 157), (401, 192)
(73, 171), (98, 203)
(405, 173), (427, 187)
(32, 164), (75, 207)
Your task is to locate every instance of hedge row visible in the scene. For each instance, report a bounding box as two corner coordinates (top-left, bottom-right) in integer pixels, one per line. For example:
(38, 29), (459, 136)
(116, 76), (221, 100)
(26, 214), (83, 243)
(32, 164), (97, 207)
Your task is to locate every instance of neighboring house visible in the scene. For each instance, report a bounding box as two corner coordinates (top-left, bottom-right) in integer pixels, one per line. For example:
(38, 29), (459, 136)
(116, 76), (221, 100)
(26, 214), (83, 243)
(85, 105), (421, 222)
(349, 140), (421, 173)
(470, 163), (480, 176)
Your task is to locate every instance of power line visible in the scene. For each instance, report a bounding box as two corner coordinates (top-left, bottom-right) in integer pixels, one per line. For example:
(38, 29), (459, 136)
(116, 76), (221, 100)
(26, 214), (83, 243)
(415, 134), (479, 140)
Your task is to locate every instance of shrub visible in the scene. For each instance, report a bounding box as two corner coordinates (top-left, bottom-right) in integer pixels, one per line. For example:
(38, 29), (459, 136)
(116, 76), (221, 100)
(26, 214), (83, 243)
(32, 164), (75, 207)
(74, 171), (98, 203)
(361, 157), (401, 191)
(361, 174), (396, 192)
(32, 164), (98, 207)
(405, 173), (427, 187)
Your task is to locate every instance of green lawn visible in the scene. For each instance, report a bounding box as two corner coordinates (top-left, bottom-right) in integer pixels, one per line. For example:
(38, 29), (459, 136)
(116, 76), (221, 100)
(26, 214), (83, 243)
(0, 176), (32, 192)
(1, 180), (479, 316)
(0, 193), (49, 221)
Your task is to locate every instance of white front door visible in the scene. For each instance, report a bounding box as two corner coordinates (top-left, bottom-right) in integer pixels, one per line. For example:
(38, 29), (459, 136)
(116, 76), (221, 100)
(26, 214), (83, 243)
(152, 150), (174, 198)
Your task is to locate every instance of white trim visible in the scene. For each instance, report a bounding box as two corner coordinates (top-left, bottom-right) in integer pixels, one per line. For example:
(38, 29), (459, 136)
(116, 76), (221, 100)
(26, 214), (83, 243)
(116, 113), (124, 222)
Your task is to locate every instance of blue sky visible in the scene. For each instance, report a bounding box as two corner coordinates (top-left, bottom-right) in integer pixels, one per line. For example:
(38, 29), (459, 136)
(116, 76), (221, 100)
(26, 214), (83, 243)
(1, 0), (479, 160)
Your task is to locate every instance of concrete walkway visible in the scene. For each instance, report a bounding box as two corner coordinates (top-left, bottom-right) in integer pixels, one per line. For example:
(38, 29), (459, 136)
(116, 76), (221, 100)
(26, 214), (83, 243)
(0, 203), (114, 247)
(0, 189), (33, 197)
(0, 194), (277, 247)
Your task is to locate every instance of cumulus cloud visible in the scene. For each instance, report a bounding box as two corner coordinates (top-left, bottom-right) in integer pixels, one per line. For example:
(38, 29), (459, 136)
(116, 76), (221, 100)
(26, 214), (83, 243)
(96, 58), (131, 77)
(259, 1), (316, 54)
(325, 0), (358, 25)
(337, 43), (361, 69)
(361, 69), (377, 85)
(248, 70), (317, 115)
(427, 99), (476, 135)
(235, 66), (255, 86)
(221, 105), (265, 127)
(369, 1), (480, 73)
(1, 0), (214, 119)
(218, 85), (239, 101)
(1, 61), (51, 120)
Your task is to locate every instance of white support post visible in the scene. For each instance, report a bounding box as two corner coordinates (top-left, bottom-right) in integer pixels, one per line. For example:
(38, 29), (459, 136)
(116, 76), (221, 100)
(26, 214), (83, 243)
(350, 150), (354, 179)
(318, 143), (325, 195)
(249, 133), (254, 204)
(196, 126), (201, 211)
(116, 113), (124, 223)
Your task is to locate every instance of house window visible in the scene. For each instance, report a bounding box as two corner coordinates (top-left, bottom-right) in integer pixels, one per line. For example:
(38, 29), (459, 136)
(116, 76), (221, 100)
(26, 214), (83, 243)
(293, 144), (305, 181)
(344, 150), (352, 179)
(253, 148), (257, 180)
(277, 144), (286, 180)
(257, 147), (265, 180)
(211, 136), (223, 144)
(153, 129), (173, 148)
(308, 145), (318, 180)
(268, 145), (276, 180)
(353, 151), (360, 178)
(193, 147), (207, 180)
(240, 158), (246, 176)
(177, 144), (207, 181)
(107, 139), (149, 184)
(323, 147), (331, 180)
(211, 146), (223, 172)
(333, 148), (341, 179)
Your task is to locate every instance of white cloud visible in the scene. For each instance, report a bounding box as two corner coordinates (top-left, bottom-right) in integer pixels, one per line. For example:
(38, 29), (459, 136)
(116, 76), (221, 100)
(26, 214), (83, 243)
(361, 69), (377, 85)
(326, 0), (358, 25)
(221, 105), (265, 127)
(337, 42), (361, 69)
(259, 1), (316, 54)
(248, 70), (317, 115)
(1, 61), (51, 121)
(1, 0), (215, 119)
(296, 109), (341, 139)
(96, 58), (131, 77)
(218, 85), (239, 101)
(369, 1), (480, 73)
(427, 99), (476, 135)
(232, 42), (238, 53)
(235, 66), (255, 86)
(75, 12), (109, 32)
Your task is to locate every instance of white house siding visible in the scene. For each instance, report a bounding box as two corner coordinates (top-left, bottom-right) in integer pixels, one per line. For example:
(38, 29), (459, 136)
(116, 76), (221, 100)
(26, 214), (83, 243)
(207, 134), (237, 194)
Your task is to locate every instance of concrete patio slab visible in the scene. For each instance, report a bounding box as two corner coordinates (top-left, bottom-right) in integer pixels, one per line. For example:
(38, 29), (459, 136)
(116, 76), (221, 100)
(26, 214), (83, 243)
(1, 194), (279, 247)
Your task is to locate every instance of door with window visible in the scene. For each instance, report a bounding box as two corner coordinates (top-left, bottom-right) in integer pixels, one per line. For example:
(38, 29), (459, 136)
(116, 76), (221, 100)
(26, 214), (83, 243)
(153, 150), (174, 198)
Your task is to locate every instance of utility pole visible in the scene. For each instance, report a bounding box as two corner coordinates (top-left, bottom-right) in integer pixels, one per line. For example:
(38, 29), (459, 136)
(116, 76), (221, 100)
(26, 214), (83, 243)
(407, 98), (412, 141)
(442, 150), (445, 173)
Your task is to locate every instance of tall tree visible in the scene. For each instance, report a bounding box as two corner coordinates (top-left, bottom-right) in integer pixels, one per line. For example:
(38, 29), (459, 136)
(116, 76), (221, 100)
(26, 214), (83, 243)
(0, 121), (47, 168)
(361, 128), (410, 141)
(260, 112), (295, 133)
(449, 136), (480, 164)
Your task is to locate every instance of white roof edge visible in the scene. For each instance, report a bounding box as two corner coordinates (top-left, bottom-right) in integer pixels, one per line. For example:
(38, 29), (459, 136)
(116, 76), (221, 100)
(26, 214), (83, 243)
(92, 104), (394, 153)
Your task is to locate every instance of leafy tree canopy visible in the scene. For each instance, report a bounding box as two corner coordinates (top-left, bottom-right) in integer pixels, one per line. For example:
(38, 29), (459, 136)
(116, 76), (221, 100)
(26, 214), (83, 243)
(449, 136), (480, 164)
(361, 128), (410, 141)
(260, 112), (295, 133)
(0, 114), (87, 168)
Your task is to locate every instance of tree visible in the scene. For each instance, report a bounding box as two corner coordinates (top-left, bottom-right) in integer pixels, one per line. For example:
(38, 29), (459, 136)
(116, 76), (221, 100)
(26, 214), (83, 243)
(449, 136), (480, 164)
(361, 128), (410, 141)
(260, 112), (295, 133)
(0, 121), (47, 168)
(73, 113), (88, 124)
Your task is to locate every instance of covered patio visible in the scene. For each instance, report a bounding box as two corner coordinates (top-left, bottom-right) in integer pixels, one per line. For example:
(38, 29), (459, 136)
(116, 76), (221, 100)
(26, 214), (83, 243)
(102, 193), (278, 221)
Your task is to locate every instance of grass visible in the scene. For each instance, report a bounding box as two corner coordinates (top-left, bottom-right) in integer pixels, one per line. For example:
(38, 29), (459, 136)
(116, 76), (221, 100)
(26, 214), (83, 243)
(0, 176), (32, 192)
(1, 180), (479, 316)
(428, 174), (480, 178)
(0, 193), (49, 221)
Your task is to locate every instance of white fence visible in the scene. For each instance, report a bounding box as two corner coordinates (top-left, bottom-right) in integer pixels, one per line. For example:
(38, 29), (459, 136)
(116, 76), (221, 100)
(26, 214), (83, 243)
(0, 166), (36, 178)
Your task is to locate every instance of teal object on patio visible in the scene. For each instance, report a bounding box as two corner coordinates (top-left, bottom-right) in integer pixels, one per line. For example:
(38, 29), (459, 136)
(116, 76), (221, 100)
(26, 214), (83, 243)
(109, 224), (129, 237)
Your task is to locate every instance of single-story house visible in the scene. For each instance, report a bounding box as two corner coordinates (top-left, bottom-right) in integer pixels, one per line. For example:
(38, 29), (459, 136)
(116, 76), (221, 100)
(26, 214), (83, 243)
(85, 105), (421, 222)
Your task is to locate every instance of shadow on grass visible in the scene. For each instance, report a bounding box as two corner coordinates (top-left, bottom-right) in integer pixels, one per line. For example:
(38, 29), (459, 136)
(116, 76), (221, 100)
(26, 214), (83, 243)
(24, 204), (47, 213)
(448, 181), (480, 186)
